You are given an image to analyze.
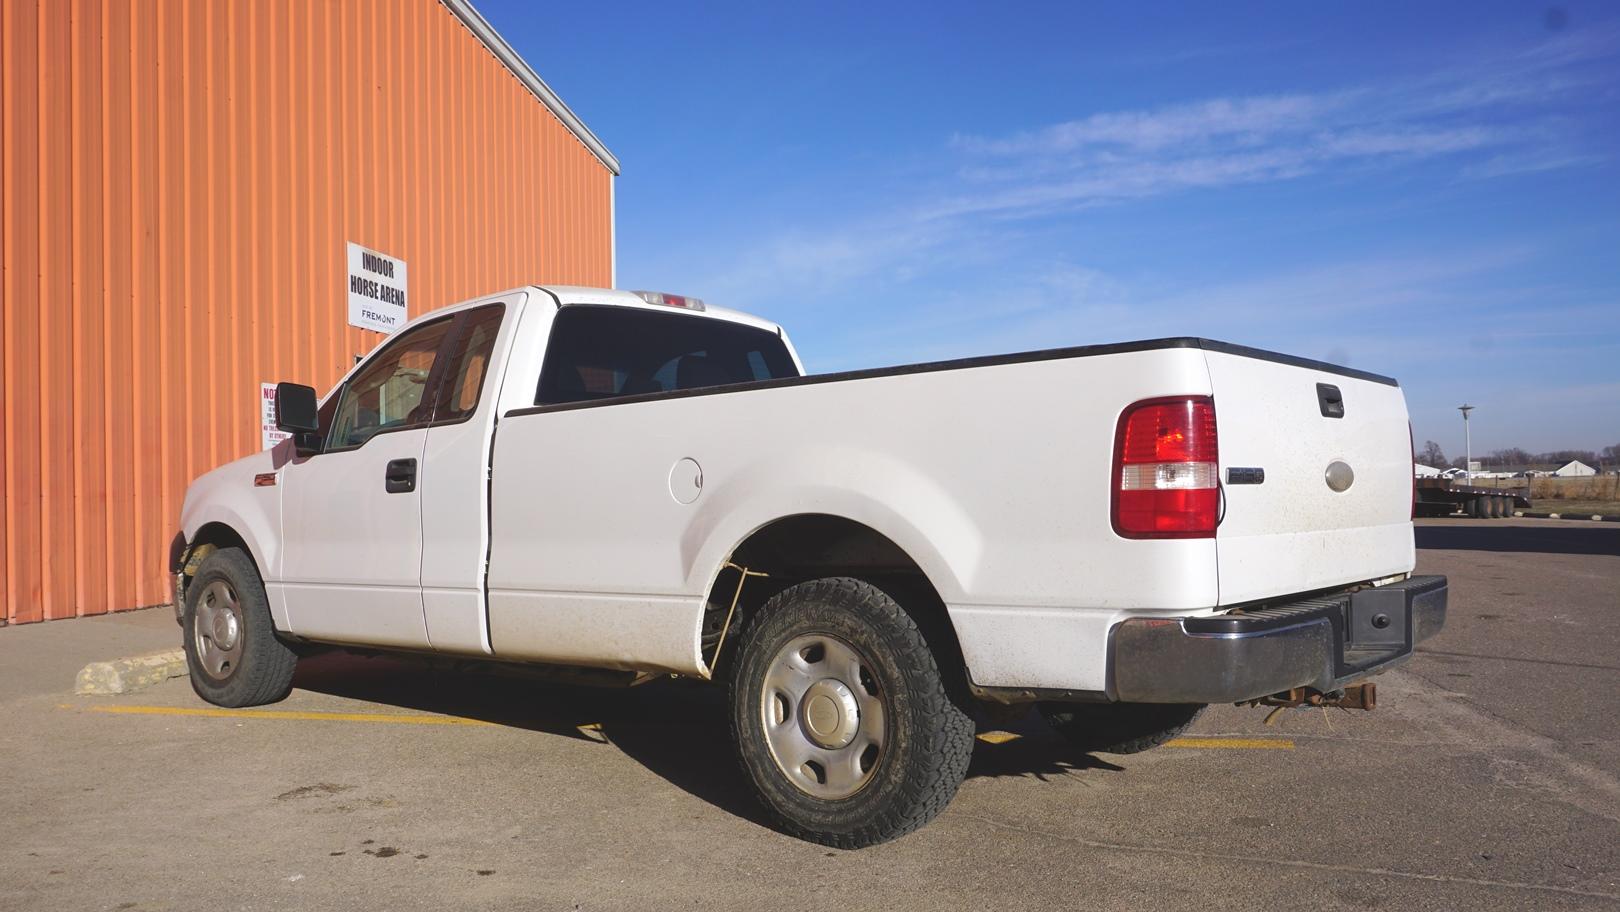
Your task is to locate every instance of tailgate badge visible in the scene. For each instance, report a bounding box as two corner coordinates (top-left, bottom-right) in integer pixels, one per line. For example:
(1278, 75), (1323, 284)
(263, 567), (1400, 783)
(1325, 460), (1355, 492)
(1227, 467), (1265, 485)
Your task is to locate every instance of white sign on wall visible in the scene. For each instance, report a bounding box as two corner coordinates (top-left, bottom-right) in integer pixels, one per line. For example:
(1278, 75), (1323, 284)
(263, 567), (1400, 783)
(346, 242), (408, 333)
(261, 383), (291, 451)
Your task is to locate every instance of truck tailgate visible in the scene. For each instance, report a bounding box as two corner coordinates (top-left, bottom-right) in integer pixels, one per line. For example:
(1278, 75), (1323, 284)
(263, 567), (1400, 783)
(1205, 348), (1415, 605)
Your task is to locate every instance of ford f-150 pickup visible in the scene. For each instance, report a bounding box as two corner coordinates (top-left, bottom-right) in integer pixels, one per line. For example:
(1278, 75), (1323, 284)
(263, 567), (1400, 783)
(172, 285), (1447, 847)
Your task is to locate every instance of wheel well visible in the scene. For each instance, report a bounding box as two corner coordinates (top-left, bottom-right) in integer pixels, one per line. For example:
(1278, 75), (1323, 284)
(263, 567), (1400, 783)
(182, 522), (259, 590)
(703, 515), (967, 689)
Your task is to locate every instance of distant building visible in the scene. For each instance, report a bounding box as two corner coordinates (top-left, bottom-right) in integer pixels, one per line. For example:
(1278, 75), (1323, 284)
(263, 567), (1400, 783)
(1491, 464), (1560, 477)
(1554, 460), (1597, 477)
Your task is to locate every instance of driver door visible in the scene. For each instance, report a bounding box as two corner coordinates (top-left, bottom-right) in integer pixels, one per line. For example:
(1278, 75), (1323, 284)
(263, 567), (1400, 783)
(279, 315), (457, 648)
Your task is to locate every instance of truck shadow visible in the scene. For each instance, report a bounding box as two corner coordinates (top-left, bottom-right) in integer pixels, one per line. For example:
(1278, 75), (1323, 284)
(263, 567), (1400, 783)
(291, 652), (1123, 826)
(1415, 523), (1620, 556)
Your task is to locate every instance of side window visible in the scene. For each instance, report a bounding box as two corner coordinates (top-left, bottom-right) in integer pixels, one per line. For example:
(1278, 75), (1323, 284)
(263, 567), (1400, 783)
(536, 306), (799, 406)
(432, 304), (505, 423)
(326, 317), (455, 451)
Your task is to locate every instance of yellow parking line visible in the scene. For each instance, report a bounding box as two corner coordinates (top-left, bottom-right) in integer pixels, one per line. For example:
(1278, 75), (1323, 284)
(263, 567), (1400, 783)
(73, 706), (1293, 749)
(974, 731), (1292, 750)
(76, 704), (496, 727)
(1164, 737), (1293, 750)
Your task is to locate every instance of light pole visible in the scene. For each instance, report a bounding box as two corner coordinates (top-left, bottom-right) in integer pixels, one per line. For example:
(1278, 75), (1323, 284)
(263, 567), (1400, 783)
(1458, 404), (1474, 483)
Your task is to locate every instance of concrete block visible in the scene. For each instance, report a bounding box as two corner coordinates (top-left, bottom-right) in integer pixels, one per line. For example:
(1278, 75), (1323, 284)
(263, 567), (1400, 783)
(75, 649), (187, 695)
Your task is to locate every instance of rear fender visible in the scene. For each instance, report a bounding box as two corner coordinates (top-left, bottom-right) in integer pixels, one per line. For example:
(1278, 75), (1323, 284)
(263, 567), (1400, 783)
(686, 446), (982, 609)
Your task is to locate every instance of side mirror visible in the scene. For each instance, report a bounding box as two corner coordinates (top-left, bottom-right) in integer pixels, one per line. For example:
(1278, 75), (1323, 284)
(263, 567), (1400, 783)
(273, 382), (319, 433)
(274, 382), (323, 457)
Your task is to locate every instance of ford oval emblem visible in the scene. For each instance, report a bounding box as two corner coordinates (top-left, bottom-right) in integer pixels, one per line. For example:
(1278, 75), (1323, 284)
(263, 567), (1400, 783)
(1325, 460), (1355, 492)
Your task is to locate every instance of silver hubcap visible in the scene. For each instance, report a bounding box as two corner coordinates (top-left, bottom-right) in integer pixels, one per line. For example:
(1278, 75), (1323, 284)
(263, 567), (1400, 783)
(761, 634), (886, 799)
(193, 580), (243, 681)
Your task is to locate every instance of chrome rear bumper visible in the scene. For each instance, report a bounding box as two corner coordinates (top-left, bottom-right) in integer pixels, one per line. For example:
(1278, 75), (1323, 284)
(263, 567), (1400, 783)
(1109, 575), (1448, 703)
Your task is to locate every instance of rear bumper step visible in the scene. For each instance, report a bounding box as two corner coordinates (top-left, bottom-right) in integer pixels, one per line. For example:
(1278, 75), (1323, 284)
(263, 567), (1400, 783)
(1109, 575), (1448, 703)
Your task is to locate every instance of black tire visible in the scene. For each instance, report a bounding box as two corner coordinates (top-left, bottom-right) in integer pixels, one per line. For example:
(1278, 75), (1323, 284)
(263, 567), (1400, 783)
(1498, 496), (1514, 518)
(182, 547), (298, 707)
(1038, 702), (1206, 755)
(1470, 497), (1487, 518)
(729, 577), (974, 848)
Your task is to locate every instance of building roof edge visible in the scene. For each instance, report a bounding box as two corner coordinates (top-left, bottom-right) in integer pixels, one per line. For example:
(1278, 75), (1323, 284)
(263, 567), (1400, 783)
(442, 0), (622, 175)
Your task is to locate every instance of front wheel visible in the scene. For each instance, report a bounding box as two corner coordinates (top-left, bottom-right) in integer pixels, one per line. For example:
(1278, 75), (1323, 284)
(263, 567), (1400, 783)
(1039, 702), (1206, 755)
(182, 547), (298, 707)
(729, 577), (974, 848)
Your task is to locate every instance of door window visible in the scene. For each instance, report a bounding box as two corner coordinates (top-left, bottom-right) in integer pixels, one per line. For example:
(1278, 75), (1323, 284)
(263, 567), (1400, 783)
(432, 304), (505, 423)
(326, 316), (455, 451)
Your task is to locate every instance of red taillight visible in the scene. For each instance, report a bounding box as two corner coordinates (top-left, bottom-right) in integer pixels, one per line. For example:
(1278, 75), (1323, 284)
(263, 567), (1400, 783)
(1112, 397), (1219, 538)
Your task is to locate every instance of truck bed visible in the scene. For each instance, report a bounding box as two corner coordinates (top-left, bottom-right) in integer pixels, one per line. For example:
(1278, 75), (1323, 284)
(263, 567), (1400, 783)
(484, 335), (1415, 692)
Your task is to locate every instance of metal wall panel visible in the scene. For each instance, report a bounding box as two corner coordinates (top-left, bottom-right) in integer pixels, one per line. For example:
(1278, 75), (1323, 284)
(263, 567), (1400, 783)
(1, 0), (615, 624)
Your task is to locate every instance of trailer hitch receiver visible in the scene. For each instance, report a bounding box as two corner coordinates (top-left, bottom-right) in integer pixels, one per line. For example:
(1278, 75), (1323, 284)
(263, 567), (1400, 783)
(1256, 682), (1377, 711)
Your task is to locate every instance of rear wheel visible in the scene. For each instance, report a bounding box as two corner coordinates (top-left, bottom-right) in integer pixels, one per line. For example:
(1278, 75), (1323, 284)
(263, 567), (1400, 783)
(182, 547), (298, 707)
(729, 577), (974, 848)
(1498, 496), (1514, 517)
(1039, 702), (1206, 755)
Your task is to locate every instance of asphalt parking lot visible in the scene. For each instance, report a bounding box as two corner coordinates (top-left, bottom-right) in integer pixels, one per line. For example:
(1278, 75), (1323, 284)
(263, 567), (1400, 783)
(2, 517), (1616, 911)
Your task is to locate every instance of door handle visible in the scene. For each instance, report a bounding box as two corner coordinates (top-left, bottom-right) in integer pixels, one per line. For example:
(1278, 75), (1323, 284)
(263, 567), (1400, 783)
(385, 458), (418, 493)
(1316, 383), (1345, 419)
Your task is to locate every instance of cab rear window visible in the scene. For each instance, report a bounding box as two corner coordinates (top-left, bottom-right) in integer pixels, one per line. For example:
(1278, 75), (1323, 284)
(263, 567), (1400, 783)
(536, 305), (798, 406)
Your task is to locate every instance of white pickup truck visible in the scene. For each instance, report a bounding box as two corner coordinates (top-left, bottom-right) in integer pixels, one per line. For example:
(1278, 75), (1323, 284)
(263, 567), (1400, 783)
(173, 285), (1447, 847)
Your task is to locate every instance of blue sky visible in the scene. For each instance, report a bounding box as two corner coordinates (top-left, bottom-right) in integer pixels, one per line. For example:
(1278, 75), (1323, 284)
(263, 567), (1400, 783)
(480, 1), (1619, 457)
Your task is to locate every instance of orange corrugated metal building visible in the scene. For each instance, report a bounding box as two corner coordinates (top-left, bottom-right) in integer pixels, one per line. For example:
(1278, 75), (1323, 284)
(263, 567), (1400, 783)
(0, 0), (619, 625)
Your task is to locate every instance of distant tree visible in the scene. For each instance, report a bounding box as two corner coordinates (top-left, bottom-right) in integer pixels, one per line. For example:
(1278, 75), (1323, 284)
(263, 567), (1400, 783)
(1450, 456), (1469, 470)
(1491, 447), (1533, 468)
(1604, 444), (1620, 464)
(1419, 440), (1447, 468)
(1539, 450), (1598, 467)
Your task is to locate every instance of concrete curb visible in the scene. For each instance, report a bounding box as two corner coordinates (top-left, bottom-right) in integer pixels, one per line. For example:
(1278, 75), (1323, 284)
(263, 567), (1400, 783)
(75, 649), (188, 695)
(1518, 511), (1620, 522)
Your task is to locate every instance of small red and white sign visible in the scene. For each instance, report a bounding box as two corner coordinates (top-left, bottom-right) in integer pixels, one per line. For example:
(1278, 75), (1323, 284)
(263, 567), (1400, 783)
(261, 383), (291, 451)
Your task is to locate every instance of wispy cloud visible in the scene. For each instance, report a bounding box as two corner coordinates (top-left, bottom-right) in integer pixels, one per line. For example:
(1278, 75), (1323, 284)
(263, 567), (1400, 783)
(952, 94), (1339, 156)
(940, 101), (1579, 221)
(696, 26), (1615, 312)
(930, 26), (1616, 221)
(812, 245), (1551, 372)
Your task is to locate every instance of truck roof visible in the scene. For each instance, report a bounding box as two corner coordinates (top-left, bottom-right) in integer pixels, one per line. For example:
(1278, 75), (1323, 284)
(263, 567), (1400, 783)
(536, 285), (783, 336)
